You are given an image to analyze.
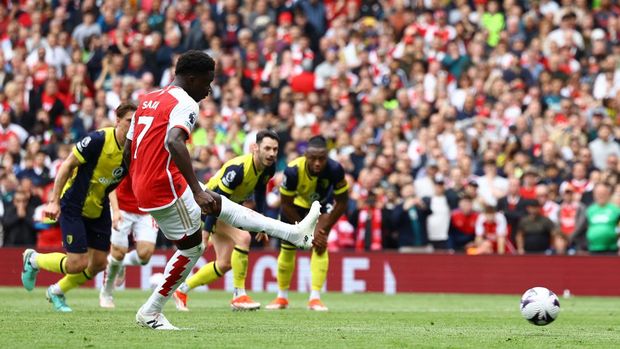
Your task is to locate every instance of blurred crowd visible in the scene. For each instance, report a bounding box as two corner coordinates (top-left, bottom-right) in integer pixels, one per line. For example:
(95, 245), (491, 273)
(0, 0), (619, 255)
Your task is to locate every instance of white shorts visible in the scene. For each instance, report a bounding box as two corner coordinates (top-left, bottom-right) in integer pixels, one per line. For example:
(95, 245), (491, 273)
(149, 186), (202, 241)
(110, 210), (159, 248)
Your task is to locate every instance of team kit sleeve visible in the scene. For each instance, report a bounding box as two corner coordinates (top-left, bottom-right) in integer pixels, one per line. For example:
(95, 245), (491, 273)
(216, 164), (244, 196)
(280, 165), (299, 196)
(72, 131), (105, 164)
(169, 102), (199, 136)
(331, 162), (349, 195)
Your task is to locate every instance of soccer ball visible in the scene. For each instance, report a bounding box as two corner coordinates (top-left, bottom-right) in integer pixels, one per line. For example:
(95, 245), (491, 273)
(520, 287), (560, 326)
(149, 272), (165, 290)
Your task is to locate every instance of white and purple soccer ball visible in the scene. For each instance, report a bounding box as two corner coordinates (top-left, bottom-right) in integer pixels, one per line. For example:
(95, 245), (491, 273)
(520, 287), (561, 326)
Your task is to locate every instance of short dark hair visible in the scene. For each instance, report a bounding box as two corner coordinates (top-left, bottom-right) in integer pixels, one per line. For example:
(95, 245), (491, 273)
(175, 50), (216, 77)
(115, 102), (137, 118)
(307, 135), (327, 149)
(256, 129), (280, 144)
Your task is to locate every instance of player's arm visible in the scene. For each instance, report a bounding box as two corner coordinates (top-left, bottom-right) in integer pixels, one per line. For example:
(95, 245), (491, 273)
(109, 190), (122, 230)
(168, 106), (219, 215)
(279, 165), (302, 223)
(320, 166), (350, 233)
(168, 128), (211, 194)
(45, 134), (102, 220)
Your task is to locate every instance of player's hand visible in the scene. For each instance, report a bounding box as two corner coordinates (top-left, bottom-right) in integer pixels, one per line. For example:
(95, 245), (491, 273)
(112, 210), (122, 230)
(43, 201), (60, 222)
(256, 232), (269, 243)
(313, 227), (329, 253)
(194, 190), (219, 215)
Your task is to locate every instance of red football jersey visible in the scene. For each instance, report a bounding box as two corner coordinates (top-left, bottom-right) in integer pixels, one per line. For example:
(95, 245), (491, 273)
(128, 86), (199, 211)
(116, 175), (141, 214)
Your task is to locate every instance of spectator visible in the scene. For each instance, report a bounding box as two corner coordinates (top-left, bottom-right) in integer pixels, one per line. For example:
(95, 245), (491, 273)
(497, 177), (526, 244)
(555, 186), (587, 254)
(516, 200), (558, 255)
(470, 205), (509, 255)
(2, 190), (37, 246)
(589, 124), (620, 171)
(423, 176), (453, 251)
(449, 196), (478, 251)
(585, 183), (620, 254)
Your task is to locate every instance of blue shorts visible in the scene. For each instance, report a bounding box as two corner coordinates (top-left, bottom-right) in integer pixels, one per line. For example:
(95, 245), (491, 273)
(59, 208), (112, 253)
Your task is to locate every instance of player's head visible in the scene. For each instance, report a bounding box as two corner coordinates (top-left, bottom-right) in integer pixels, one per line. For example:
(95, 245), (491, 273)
(305, 135), (328, 176)
(253, 129), (279, 168)
(114, 102), (137, 137)
(175, 50), (216, 102)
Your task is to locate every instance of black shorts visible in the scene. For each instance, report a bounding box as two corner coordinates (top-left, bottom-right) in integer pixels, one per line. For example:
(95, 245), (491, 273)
(59, 209), (112, 253)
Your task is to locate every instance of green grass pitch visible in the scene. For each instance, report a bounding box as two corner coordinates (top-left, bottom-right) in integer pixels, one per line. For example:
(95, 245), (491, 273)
(0, 287), (619, 348)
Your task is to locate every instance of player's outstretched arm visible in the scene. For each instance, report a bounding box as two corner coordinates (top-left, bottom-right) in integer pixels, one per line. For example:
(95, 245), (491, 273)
(44, 152), (80, 221)
(167, 128), (220, 214)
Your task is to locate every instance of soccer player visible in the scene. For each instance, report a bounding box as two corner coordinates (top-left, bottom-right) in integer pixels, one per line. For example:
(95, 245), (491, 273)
(266, 136), (349, 311)
(173, 129), (279, 311)
(99, 173), (159, 308)
(20, 102), (135, 312)
(127, 50), (319, 330)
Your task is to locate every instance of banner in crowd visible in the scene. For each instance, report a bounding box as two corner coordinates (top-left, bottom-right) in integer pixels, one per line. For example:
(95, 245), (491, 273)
(1, 249), (619, 296)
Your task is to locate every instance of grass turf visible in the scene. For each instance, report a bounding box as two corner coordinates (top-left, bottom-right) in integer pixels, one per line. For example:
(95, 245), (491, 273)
(0, 287), (619, 348)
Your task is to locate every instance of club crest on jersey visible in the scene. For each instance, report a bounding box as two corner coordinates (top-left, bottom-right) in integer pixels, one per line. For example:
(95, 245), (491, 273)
(77, 136), (91, 152)
(188, 112), (196, 126)
(222, 171), (236, 186)
(66, 235), (73, 244)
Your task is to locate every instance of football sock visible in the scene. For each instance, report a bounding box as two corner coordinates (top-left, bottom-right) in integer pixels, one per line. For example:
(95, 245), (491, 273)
(311, 249), (329, 296)
(310, 290), (321, 300)
(143, 243), (203, 314)
(231, 246), (249, 290)
(277, 289), (288, 299)
(185, 261), (223, 291)
(58, 269), (92, 294)
(35, 252), (67, 274)
(277, 243), (297, 294)
(103, 255), (122, 294)
(123, 250), (148, 266)
(218, 196), (299, 242)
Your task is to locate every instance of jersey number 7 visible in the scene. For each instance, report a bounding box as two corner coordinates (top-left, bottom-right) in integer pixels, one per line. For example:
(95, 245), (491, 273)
(134, 116), (154, 159)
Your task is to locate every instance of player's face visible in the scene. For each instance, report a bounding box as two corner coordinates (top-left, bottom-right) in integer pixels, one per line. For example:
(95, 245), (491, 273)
(305, 147), (328, 176)
(188, 71), (215, 102)
(257, 137), (278, 167)
(116, 111), (133, 138)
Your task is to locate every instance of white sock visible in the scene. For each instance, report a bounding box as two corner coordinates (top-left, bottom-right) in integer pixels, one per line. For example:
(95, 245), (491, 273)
(123, 250), (145, 266)
(218, 196), (297, 242)
(103, 255), (122, 294)
(277, 289), (288, 299)
(310, 290), (321, 300)
(50, 283), (63, 295)
(29, 252), (39, 269)
(142, 243), (204, 314)
(233, 288), (246, 298)
(178, 282), (190, 294)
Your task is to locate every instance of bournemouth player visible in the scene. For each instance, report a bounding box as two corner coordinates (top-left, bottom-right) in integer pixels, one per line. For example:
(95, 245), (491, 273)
(99, 172), (159, 308)
(174, 130), (279, 311)
(266, 136), (349, 311)
(127, 50), (319, 330)
(20, 102), (135, 312)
